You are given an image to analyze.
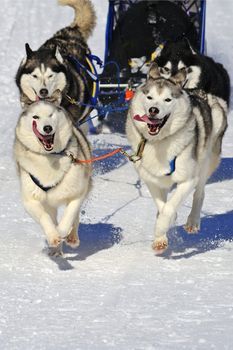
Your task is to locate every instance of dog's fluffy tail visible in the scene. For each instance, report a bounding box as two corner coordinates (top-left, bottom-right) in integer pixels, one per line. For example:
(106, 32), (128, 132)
(58, 0), (96, 39)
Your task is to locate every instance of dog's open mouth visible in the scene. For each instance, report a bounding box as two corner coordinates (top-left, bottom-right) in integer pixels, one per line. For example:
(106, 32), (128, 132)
(32, 121), (55, 151)
(38, 133), (55, 151)
(133, 114), (170, 135)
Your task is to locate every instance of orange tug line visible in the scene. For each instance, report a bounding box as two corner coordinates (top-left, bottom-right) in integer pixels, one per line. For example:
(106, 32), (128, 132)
(68, 148), (124, 164)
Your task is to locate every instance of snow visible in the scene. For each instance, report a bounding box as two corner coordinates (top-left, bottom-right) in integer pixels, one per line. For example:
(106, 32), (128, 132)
(0, 0), (233, 349)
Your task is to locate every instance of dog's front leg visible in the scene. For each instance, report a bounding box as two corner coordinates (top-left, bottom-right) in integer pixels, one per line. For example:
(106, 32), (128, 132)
(57, 197), (84, 241)
(152, 178), (197, 253)
(23, 199), (61, 247)
(144, 181), (168, 215)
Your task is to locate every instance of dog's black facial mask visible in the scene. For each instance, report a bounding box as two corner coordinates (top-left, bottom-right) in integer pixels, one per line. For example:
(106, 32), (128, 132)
(156, 39), (197, 77)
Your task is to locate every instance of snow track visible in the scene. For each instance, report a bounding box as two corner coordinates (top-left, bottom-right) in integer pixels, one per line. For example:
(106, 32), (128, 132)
(0, 1), (233, 349)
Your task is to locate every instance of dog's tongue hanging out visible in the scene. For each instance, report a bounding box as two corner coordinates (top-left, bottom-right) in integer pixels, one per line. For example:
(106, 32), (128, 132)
(134, 114), (159, 125)
(32, 120), (54, 151)
(133, 114), (164, 135)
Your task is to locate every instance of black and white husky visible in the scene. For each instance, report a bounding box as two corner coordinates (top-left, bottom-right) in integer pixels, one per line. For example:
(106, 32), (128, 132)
(15, 0), (96, 124)
(14, 100), (92, 254)
(156, 40), (231, 106)
(126, 62), (228, 254)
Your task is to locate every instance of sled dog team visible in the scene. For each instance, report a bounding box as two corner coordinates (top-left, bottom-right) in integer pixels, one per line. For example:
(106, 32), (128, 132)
(14, 0), (229, 255)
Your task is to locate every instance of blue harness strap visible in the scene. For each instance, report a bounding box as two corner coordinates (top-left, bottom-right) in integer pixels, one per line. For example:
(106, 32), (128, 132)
(67, 54), (103, 106)
(167, 157), (176, 176)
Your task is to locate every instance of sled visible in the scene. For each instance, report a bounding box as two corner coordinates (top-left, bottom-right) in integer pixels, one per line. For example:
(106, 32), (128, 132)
(88, 0), (206, 132)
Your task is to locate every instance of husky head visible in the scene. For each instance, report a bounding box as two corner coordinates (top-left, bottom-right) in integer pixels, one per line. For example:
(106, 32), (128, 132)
(16, 44), (67, 103)
(131, 62), (189, 140)
(16, 100), (72, 154)
(156, 40), (201, 89)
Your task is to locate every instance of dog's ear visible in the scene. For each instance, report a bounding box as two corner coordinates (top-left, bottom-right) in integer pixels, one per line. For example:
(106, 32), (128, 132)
(148, 62), (160, 80)
(170, 68), (187, 88)
(25, 43), (33, 58)
(54, 46), (64, 64)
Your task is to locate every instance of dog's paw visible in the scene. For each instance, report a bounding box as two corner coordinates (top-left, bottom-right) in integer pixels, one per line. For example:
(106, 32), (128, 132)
(184, 225), (199, 233)
(152, 236), (168, 255)
(65, 233), (80, 248)
(48, 236), (62, 248)
(184, 224), (200, 234)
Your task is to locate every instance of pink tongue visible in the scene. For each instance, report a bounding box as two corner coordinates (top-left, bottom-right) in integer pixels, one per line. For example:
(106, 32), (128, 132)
(133, 114), (160, 125)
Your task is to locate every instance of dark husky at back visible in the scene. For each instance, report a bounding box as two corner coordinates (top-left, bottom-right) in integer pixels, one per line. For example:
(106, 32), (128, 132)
(156, 40), (230, 105)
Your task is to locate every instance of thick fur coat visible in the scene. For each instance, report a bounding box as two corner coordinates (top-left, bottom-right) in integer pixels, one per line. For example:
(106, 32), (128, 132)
(126, 63), (227, 253)
(14, 101), (92, 253)
(15, 0), (96, 124)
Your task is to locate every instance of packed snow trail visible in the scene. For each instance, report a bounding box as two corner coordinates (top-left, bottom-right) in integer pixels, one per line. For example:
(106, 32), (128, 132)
(0, 1), (233, 349)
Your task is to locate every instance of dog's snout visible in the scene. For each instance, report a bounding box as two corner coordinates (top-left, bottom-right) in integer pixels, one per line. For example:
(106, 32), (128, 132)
(43, 125), (53, 134)
(149, 107), (159, 115)
(40, 88), (48, 97)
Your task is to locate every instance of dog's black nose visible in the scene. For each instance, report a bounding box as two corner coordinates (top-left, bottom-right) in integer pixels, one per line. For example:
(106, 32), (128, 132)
(40, 88), (48, 97)
(43, 125), (53, 134)
(149, 107), (159, 115)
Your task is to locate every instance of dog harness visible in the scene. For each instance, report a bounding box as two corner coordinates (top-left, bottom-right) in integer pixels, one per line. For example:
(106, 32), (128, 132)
(67, 54), (102, 106)
(29, 174), (55, 192)
(122, 137), (176, 176)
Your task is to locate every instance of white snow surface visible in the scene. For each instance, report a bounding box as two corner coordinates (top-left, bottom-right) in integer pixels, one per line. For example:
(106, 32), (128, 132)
(0, 1), (233, 349)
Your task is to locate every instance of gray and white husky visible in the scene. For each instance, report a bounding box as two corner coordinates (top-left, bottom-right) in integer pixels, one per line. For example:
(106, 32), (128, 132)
(14, 100), (92, 253)
(126, 62), (228, 254)
(15, 0), (96, 124)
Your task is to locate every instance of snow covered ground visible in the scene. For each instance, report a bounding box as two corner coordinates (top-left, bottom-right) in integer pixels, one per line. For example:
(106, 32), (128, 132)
(0, 1), (233, 349)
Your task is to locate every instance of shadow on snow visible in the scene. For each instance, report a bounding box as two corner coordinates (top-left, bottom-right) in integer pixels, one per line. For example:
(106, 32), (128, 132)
(162, 210), (233, 259)
(207, 157), (233, 184)
(92, 145), (129, 176)
(49, 222), (123, 270)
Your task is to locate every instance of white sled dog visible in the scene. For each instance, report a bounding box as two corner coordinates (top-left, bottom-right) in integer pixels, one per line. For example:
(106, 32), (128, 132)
(126, 62), (228, 254)
(14, 99), (92, 253)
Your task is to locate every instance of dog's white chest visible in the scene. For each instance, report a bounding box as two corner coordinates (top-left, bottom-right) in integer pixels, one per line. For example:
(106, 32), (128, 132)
(135, 142), (174, 186)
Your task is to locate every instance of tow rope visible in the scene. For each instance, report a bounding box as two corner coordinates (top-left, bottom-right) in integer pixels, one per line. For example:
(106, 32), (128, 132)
(67, 148), (124, 164)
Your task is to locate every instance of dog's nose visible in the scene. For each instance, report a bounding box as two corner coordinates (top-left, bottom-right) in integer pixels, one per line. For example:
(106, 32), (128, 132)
(149, 107), (159, 115)
(40, 88), (48, 97)
(43, 125), (53, 134)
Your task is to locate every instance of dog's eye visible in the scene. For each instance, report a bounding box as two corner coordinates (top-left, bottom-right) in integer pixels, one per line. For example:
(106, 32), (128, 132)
(32, 74), (38, 79)
(165, 98), (172, 102)
(147, 96), (153, 100)
(163, 67), (170, 72)
(48, 74), (54, 79)
(32, 115), (39, 119)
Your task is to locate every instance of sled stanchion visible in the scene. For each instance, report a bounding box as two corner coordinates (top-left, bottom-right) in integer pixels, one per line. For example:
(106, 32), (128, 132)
(200, 0), (206, 54)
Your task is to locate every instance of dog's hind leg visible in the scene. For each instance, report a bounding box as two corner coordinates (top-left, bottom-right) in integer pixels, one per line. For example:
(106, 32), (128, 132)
(184, 181), (205, 234)
(184, 153), (220, 233)
(23, 199), (61, 248)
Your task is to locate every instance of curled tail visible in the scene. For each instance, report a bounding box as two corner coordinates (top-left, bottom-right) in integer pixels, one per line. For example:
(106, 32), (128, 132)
(58, 0), (96, 40)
